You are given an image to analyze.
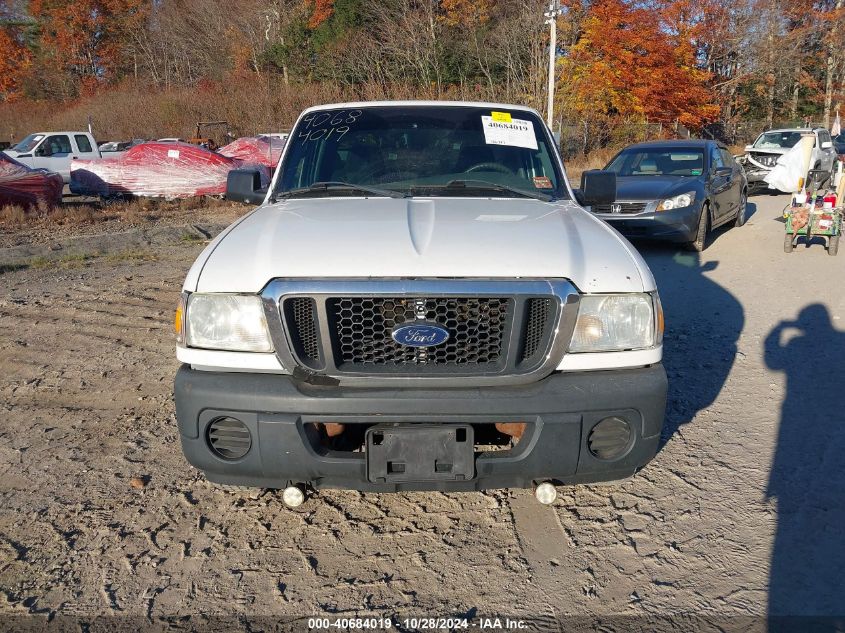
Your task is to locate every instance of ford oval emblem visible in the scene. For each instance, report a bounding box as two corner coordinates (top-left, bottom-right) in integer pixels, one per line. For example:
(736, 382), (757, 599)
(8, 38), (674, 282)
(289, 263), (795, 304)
(391, 323), (450, 348)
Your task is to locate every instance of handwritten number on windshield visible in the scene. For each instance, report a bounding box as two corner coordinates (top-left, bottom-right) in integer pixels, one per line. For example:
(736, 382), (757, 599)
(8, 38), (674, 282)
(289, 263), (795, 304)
(299, 109), (362, 143)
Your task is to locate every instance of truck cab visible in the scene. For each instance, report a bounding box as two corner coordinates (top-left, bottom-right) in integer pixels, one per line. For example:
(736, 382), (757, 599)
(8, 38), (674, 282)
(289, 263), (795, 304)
(173, 101), (667, 505)
(6, 131), (101, 183)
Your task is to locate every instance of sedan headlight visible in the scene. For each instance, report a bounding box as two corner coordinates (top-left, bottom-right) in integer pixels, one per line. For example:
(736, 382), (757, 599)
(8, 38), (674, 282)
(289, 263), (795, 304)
(184, 293), (273, 352)
(569, 293), (663, 353)
(656, 191), (696, 211)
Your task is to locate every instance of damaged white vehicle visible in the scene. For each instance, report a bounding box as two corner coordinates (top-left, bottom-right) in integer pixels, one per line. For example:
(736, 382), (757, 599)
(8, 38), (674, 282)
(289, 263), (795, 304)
(741, 127), (837, 192)
(173, 101), (667, 506)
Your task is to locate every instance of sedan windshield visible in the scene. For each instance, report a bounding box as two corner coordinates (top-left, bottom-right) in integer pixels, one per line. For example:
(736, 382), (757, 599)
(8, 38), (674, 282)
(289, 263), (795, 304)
(753, 131), (803, 149)
(606, 149), (705, 177)
(11, 133), (44, 153)
(274, 106), (565, 199)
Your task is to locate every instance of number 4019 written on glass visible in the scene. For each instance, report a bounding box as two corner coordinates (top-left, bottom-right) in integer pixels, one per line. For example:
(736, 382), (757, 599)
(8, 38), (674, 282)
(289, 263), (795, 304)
(298, 109), (362, 143)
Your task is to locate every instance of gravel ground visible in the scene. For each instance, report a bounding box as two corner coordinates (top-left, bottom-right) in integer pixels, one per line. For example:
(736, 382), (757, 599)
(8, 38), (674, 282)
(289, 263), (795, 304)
(1, 193), (843, 631)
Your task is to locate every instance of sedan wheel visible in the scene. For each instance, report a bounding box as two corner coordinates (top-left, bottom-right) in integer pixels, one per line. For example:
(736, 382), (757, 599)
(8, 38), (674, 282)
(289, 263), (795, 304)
(733, 191), (748, 227)
(686, 205), (710, 252)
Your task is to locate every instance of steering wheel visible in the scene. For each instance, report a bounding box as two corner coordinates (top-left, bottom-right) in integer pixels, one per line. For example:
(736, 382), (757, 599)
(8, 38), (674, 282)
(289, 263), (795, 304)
(465, 162), (513, 174)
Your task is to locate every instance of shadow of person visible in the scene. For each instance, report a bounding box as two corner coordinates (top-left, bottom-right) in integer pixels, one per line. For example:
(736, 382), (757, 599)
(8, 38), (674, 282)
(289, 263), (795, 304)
(764, 305), (845, 632)
(634, 245), (745, 448)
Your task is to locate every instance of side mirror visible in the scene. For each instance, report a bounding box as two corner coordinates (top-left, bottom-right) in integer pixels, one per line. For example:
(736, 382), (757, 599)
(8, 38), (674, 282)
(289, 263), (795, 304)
(17, 153), (32, 158)
(714, 166), (734, 177)
(744, 145), (754, 152)
(579, 170), (617, 206)
(821, 141), (833, 149)
(35, 144), (51, 157)
(226, 169), (266, 204)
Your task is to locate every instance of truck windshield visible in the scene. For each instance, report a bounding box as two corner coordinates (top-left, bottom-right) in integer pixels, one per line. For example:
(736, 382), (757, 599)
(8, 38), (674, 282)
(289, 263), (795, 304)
(274, 106), (565, 200)
(753, 131), (803, 149)
(11, 134), (44, 153)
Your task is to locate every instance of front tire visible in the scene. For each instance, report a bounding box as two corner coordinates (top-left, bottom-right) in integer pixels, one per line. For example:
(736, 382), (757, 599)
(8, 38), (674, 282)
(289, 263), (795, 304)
(733, 190), (748, 227)
(784, 233), (794, 253)
(686, 205), (710, 252)
(829, 234), (839, 256)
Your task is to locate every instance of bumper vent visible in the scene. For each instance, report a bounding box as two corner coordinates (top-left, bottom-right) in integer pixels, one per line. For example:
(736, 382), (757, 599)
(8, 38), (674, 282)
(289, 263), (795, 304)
(207, 417), (251, 460)
(587, 417), (632, 461)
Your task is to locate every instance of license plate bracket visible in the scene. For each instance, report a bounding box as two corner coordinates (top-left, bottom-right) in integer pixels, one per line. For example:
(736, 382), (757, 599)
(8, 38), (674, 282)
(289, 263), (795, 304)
(366, 424), (475, 484)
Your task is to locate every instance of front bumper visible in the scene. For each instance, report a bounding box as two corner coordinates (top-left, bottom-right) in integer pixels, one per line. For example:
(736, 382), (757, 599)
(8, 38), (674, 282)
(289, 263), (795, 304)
(595, 205), (701, 243)
(174, 363), (668, 492)
(745, 168), (771, 186)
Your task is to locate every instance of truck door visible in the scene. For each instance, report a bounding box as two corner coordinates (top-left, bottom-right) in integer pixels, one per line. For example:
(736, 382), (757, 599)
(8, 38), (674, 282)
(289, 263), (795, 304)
(33, 134), (73, 181)
(73, 134), (98, 160)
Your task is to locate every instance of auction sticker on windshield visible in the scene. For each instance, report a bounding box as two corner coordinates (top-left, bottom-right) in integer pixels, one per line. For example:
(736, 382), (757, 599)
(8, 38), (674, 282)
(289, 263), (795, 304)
(481, 115), (538, 150)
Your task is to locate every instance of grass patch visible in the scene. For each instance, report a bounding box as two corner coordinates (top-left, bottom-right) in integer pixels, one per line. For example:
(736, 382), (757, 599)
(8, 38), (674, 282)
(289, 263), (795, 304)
(105, 250), (159, 263)
(180, 232), (206, 243)
(29, 253), (94, 269)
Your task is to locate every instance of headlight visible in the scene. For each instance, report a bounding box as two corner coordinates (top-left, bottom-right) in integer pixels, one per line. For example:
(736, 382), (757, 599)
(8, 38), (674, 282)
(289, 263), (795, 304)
(656, 191), (696, 211)
(185, 293), (273, 352)
(569, 293), (663, 353)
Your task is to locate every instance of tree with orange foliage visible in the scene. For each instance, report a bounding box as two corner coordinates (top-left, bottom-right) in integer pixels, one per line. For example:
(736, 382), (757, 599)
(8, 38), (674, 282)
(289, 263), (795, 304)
(29, 0), (147, 90)
(0, 26), (32, 101)
(557, 0), (718, 128)
(309, 0), (336, 28)
(441, 0), (496, 27)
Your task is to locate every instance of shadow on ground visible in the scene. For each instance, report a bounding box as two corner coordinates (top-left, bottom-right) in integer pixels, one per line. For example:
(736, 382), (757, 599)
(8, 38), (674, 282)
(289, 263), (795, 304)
(632, 233), (744, 449)
(764, 305), (845, 631)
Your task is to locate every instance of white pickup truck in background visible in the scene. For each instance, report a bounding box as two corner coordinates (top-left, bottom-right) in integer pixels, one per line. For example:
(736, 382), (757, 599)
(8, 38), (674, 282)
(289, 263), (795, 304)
(5, 131), (101, 183)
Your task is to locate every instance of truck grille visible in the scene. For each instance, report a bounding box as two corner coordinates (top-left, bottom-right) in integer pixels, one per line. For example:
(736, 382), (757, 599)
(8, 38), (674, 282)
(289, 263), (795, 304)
(284, 297), (321, 368)
(330, 297), (507, 368)
(275, 282), (567, 379)
(521, 298), (552, 362)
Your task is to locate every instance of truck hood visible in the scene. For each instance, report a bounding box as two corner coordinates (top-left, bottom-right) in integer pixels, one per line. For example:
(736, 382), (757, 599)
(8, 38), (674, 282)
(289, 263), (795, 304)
(748, 148), (789, 156)
(189, 197), (653, 294)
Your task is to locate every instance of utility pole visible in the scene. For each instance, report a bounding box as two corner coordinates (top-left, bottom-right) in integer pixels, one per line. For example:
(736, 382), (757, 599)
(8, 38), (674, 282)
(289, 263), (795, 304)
(544, 0), (563, 128)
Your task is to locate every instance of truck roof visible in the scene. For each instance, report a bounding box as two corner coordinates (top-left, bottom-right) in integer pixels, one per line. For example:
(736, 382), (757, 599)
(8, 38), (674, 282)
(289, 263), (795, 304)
(27, 131), (93, 135)
(300, 100), (542, 117)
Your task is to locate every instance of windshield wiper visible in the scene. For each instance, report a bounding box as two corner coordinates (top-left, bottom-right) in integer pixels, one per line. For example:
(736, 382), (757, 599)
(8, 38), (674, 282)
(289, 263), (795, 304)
(276, 181), (406, 200)
(441, 179), (552, 202)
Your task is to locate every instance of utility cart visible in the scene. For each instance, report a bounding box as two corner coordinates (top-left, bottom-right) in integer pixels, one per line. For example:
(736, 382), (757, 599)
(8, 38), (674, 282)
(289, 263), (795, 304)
(784, 204), (841, 255)
(784, 169), (841, 255)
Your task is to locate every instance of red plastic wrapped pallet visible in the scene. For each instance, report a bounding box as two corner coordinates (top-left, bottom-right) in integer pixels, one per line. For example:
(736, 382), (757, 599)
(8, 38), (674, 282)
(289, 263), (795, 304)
(218, 135), (286, 168)
(70, 142), (271, 199)
(0, 151), (64, 209)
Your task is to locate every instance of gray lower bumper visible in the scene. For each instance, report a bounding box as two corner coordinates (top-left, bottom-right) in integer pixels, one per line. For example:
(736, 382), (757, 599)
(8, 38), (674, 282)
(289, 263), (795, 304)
(598, 206), (701, 243)
(174, 364), (668, 492)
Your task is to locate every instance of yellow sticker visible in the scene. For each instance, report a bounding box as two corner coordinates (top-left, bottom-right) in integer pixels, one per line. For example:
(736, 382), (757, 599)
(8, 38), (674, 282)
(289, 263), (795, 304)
(491, 111), (512, 123)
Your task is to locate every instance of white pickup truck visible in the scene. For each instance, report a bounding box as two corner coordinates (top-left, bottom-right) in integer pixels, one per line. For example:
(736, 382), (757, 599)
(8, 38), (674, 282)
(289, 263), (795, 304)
(173, 101), (667, 506)
(5, 131), (101, 183)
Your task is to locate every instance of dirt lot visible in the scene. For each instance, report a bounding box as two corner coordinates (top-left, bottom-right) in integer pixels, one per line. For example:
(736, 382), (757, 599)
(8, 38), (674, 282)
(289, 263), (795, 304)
(1, 193), (843, 631)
